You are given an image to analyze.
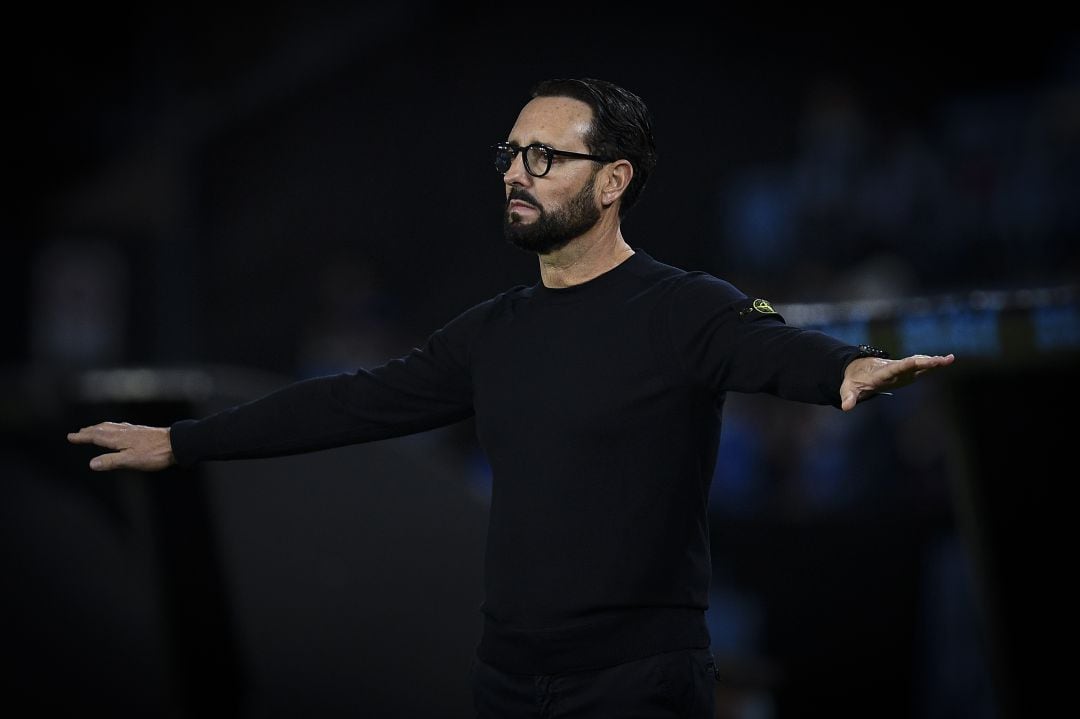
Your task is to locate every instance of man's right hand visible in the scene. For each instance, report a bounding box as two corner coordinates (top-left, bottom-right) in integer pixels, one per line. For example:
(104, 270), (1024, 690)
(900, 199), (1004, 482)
(67, 422), (176, 472)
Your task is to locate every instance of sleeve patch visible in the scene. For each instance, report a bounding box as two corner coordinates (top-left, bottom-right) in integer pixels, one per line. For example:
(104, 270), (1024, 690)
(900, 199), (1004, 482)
(739, 298), (778, 316)
(736, 298), (786, 324)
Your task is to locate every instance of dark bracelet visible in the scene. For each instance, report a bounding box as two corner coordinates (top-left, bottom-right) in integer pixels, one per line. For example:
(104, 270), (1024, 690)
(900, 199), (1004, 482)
(855, 344), (890, 359)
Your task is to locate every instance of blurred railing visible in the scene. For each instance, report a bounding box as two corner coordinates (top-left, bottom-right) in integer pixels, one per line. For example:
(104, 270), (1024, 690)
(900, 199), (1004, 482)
(780, 283), (1080, 364)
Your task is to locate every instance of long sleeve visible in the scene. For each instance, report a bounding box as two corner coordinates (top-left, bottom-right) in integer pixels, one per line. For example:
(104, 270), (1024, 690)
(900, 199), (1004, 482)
(665, 272), (863, 406)
(169, 302), (484, 466)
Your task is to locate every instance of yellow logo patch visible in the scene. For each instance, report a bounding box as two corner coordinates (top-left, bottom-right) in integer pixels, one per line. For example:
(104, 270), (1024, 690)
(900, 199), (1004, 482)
(752, 298), (777, 314)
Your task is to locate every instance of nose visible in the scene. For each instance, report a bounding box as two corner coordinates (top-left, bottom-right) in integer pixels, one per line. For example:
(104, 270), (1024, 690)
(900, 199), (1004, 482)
(502, 150), (531, 190)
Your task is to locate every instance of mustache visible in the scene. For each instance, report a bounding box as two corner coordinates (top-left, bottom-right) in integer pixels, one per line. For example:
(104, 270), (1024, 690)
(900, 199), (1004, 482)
(507, 188), (542, 211)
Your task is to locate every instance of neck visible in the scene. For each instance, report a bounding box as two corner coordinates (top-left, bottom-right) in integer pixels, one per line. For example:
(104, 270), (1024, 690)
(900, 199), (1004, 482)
(537, 214), (634, 288)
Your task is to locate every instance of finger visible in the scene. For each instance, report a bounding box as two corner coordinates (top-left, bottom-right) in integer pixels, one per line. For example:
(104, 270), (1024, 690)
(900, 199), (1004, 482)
(913, 363), (947, 377)
(914, 353), (955, 366)
(910, 354), (956, 372)
(68, 422), (107, 440)
(68, 426), (113, 445)
(67, 430), (95, 444)
(69, 431), (126, 450)
(901, 355), (931, 369)
(90, 451), (126, 471)
(887, 354), (951, 379)
(872, 356), (917, 384)
(841, 391), (856, 412)
(73, 424), (132, 450)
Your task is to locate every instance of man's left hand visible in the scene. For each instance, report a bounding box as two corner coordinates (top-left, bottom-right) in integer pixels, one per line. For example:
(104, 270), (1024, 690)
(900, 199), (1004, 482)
(840, 353), (955, 411)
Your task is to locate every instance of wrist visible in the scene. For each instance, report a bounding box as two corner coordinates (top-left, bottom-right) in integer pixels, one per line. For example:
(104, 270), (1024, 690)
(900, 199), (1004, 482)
(162, 426), (177, 466)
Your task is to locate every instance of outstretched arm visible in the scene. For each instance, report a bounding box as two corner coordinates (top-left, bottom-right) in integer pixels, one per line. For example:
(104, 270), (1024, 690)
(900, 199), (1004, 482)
(840, 353), (955, 411)
(68, 422), (176, 472)
(65, 296), (489, 472)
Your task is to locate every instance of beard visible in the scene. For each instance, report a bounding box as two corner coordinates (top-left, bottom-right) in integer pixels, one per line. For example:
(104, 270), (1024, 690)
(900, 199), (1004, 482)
(502, 173), (601, 255)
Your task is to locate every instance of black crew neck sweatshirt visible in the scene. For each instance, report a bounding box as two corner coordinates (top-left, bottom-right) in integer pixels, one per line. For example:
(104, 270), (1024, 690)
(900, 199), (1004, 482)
(170, 249), (864, 674)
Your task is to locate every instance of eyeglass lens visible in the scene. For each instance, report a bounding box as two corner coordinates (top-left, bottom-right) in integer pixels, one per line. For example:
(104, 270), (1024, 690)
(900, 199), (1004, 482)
(494, 145), (551, 177)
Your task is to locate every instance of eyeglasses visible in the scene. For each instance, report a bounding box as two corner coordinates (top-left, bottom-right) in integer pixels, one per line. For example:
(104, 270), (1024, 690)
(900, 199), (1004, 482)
(492, 142), (612, 178)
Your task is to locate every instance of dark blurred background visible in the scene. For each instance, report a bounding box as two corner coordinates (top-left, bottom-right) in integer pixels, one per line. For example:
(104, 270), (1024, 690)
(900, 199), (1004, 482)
(5, 5), (1078, 718)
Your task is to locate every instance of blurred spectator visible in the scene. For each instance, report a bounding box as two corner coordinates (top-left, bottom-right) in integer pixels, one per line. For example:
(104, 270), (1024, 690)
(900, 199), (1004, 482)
(717, 67), (1080, 297)
(791, 76), (869, 268)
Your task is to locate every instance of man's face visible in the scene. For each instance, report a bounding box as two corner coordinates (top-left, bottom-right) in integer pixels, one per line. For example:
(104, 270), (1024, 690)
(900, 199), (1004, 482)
(501, 97), (602, 255)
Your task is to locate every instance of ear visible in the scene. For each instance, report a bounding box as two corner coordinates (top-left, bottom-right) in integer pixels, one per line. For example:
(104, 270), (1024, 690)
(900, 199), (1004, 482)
(599, 160), (634, 209)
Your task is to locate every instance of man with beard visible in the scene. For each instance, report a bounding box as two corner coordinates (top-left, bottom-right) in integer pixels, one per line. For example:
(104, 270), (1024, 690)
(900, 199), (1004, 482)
(69, 78), (954, 718)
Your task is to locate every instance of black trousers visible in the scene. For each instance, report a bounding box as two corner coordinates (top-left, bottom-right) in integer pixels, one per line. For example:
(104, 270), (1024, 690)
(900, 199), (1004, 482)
(471, 647), (717, 718)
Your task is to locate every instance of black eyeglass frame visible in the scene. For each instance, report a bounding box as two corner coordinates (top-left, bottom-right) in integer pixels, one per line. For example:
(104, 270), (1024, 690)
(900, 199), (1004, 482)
(493, 142), (613, 178)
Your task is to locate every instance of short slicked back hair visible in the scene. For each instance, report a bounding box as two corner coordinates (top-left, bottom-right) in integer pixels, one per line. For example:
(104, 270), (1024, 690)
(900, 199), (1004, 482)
(531, 78), (657, 218)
